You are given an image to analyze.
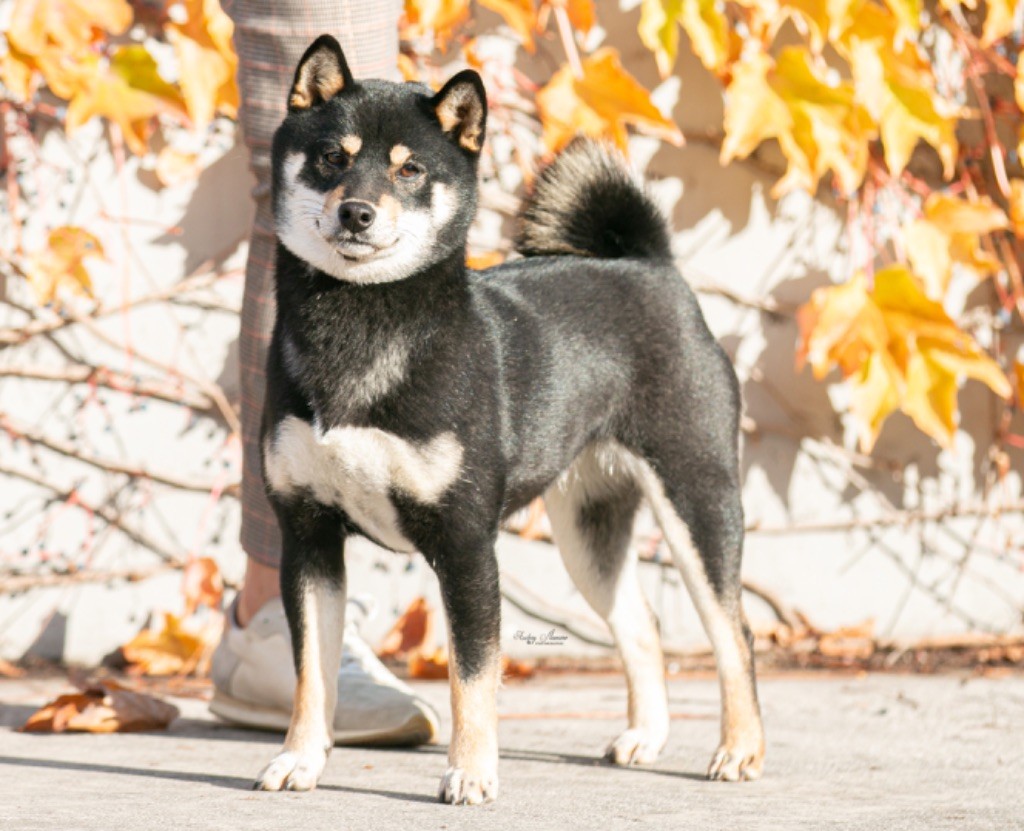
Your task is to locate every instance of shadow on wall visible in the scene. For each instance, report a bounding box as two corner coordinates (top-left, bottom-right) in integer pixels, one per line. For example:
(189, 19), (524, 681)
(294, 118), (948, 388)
(145, 141), (255, 276)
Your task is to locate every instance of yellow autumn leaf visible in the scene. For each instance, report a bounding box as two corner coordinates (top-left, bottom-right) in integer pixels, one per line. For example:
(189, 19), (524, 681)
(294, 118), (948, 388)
(722, 48), (874, 196)
(1016, 53), (1024, 111)
(165, 0), (239, 130)
(1009, 179), (1024, 237)
(721, 52), (792, 165)
(0, 46), (36, 101)
(905, 192), (1007, 299)
(840, 3), (958, 178)
(7, 0), (131, 56)
(981, 0), (1016, 45)
(639, 0), (683, 78)
(537, 47), (684, 152)
(797, 272), (888, 379)
(65, 47), (185, 154)
(478, 0), (537, 51)
(798, 266), (1011, 451)
(121, 612), (211, 676)
(902, 348), (958, 446)
(882, 0), (920, 31)
(771, 47), (874, 195)
(639, 0), (729, 78)
(25, 226), (105, 306)
(849, 349), (901, 451)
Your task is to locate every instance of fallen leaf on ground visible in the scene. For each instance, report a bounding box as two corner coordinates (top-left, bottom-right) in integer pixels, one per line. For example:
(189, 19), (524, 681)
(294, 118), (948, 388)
(20, 679), (179, 733)
(409, 647), (450, 679)
(378, 597), (434, 659)
(121, 612), (217, 676)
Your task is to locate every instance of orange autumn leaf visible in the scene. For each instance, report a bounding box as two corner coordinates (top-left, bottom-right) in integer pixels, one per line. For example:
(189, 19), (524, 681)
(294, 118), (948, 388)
(378, 596), (434, 659)
(1014, 361), (1024, 404)
(404, 0), (472, 49)
(121, 612), (213, 676)
(563, 0), (596, 33)
(182, 557), (224, 615)
(21, 679), (179, 733)
(165, 0), (239, 130)
(537, 47), (684, 152)
(25, 226), (105, 306)
(478, 0), (538, 51)
(408, 647), (450, 679)
(407, 649), (534, 680)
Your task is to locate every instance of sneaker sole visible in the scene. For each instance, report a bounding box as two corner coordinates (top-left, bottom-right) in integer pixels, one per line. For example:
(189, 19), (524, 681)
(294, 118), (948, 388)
(209, 690), (438, 747)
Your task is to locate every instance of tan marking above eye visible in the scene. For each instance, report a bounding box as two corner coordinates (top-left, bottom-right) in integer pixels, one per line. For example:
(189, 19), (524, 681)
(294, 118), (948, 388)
(341, 135), (362, 156)
(390, 144), (412, 166)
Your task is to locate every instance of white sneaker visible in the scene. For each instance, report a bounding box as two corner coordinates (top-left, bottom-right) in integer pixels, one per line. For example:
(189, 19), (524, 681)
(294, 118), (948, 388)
(209, 596), (440, 746)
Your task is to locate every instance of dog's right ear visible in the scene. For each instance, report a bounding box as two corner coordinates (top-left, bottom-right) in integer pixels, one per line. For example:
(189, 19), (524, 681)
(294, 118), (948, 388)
(289, 35), (354, 111)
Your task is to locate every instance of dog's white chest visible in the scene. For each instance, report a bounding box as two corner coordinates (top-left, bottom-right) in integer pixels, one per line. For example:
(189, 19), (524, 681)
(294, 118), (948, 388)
(264, 416), (463, 552)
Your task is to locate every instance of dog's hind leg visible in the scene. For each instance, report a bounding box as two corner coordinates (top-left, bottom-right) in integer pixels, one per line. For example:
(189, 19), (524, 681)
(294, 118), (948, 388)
(255, 501), (346, 792)
(544, 445), (670, 766)
(638, 457), (765, 782)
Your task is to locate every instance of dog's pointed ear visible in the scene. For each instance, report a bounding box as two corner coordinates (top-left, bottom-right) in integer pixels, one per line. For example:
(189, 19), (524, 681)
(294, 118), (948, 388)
(431, 70), (487, 154)
(289, 35), (354, 111)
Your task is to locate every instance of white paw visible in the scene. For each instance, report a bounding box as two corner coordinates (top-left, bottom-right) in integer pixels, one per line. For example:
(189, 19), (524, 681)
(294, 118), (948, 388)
(604, 726), (667, 766)
(437, 765), (499, 805)
(707, 742), (764, 782)
(254, 748), (328, 792)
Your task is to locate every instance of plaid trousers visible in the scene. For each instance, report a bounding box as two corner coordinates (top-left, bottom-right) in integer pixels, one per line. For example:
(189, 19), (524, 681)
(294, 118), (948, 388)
(224, 0), (402, 566)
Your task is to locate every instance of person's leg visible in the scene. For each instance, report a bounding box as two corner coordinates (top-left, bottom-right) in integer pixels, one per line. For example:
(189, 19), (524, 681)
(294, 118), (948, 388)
(212, 0), (437, 745)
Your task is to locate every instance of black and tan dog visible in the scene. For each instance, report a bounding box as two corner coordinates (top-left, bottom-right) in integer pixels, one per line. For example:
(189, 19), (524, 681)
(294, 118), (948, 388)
(255, 34), (765, 803)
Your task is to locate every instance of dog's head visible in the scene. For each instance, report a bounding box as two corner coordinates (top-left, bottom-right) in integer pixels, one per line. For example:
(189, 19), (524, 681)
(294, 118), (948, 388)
(271, 35), (487, 285)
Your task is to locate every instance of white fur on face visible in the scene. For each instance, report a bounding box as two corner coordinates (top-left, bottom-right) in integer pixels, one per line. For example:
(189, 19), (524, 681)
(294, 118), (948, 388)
(264, 416), (464, 552)
(276, 152), (458, 285)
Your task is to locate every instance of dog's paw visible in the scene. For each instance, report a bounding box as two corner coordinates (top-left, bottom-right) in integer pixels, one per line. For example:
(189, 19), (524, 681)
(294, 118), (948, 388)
(604, 727), (667, 766)
(254, 748), (328, 792)
(707, 742), (764, 782)
(437, 765), (499, 805)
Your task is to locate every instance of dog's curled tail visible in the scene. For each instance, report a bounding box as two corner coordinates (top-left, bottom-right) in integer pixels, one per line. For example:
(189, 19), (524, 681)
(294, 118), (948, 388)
(514, 138), (672, 262)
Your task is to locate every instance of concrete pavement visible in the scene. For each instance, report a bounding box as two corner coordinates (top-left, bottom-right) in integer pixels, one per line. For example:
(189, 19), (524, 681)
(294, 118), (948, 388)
(1, 671), (1022, 830)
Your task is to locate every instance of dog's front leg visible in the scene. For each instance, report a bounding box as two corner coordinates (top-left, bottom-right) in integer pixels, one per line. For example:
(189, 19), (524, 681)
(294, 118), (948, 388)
(433, 542), (502, 805)
(255, 503), (345, 792)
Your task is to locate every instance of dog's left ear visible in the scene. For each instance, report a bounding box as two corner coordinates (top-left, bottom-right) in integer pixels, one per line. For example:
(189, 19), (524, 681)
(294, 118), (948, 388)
(289, 34), (354, 111)
(432, 70), (487, 154)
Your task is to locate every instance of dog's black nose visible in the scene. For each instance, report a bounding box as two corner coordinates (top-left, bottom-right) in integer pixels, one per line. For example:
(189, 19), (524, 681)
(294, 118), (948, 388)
(339, 200), (376, 233)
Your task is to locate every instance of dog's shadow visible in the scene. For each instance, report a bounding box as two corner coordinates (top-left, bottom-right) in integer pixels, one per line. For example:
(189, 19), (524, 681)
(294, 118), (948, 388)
(0, 730), (705, 803)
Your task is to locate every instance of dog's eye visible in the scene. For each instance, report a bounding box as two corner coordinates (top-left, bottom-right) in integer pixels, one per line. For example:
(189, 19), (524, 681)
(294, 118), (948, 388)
(398, 161), (423, 180)
(322, 150), (346, 167)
